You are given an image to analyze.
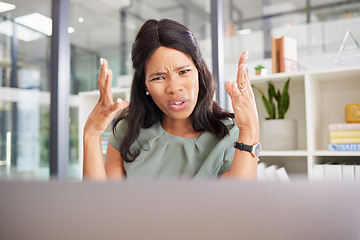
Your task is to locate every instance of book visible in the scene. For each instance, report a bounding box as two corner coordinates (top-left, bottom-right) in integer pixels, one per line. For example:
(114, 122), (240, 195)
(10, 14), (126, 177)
(329, 123), (360, 131)
(329, 137), (360, 144)
(258, 164), (291, 182)
(342, 165), (355, 182)
(276, 167), (290, 182)
(278, 36), (298, 73)
(324, 164), (342, 181)
(355, 165), (360, 182)
(330, 130), (360, 138)
(265, 165), (279, 181)
(257, 162), (269, 182)
(271, 37), (280, 73)
(271, 36), (298, 73)
(313, 164), (324, 181)
(328, 143), (360, 151)
(314, 164), (358, 182)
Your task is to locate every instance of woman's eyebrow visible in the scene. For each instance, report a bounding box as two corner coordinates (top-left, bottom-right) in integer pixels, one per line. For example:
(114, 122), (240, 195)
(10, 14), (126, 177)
(147, 65), (192, 79)
(148, 72), (166, 79)
(175, 65), (192, 71)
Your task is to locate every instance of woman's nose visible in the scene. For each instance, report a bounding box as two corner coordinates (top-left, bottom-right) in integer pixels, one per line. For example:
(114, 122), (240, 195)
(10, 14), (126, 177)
(166, 75), (183, 94)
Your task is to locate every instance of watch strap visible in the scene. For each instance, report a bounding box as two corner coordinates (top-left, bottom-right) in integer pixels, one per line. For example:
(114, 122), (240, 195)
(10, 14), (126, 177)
(233, 142), (253, 153)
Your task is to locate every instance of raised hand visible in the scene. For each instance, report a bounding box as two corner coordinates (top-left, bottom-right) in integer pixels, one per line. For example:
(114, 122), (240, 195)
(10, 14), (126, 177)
(84, 58), (129, 137)
(225, 51), (259, 143)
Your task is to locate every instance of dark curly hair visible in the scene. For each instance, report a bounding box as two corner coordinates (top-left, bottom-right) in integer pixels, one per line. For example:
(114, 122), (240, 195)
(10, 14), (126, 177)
(114, 18), (234, 162)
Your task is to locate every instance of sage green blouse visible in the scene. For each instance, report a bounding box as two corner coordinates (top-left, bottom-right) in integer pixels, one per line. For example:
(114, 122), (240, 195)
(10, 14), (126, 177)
(108, 118), (239, 179)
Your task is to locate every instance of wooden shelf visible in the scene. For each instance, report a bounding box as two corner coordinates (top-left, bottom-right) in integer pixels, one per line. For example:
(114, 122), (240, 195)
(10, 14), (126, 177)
(314, 150), (360, 157)
(261, 150), (308, 157)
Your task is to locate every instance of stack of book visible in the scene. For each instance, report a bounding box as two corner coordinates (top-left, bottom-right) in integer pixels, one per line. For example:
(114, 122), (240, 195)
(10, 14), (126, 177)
(313, 164), (360, 182)
(257, 162), (290, 182)
(328, 123), (360, 151)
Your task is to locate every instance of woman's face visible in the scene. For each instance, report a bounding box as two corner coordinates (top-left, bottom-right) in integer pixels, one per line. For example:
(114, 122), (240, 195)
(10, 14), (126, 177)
(145, 46), (199, 122)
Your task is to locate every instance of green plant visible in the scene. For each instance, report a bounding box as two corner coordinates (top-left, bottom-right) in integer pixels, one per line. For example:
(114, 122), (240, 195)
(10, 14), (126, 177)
(254, 64), (265, 71)
(252, 78), (290, 119)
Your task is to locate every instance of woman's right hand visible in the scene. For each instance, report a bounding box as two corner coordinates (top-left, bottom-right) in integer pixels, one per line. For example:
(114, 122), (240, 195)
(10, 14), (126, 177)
(84, 58), (130, 137)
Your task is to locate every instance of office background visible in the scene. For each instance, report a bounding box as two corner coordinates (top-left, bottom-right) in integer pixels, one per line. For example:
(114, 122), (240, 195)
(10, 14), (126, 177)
(0, 0), (359, 180)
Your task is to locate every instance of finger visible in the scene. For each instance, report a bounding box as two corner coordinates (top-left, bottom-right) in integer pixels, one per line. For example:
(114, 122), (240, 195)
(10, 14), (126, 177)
(238, 50), (248, 66)
(245, 63), (250, 81)
(102, 58), (109, 69)
(104, 69), (114, 103)
(231, 82), (243, 103)
(247, 79), (256, 103)
(98, 58), (109, 94)
(238, 51), (251, 95)
(241, 76), (258, 118)
(243, 87), (259, 120)
(113, 99), (130, 113)
(240, 79), (256, 109)
(243, 66), (256, 103)
(236, 63), (247, 90)
(225, 82), (234, 99)
(237, 62), (255, 103)
(233, 77), (253, 109)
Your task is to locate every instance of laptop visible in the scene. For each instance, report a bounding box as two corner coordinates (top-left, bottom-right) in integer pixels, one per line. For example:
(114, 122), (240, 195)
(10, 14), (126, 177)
(0, 180), (359, 240)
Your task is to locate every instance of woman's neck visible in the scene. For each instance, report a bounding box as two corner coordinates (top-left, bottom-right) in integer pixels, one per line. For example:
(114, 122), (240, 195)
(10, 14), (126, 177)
(161, 116), (202, 138)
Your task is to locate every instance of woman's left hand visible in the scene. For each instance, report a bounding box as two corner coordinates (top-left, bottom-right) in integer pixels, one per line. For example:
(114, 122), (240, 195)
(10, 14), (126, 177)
(225, 50), (259, 143)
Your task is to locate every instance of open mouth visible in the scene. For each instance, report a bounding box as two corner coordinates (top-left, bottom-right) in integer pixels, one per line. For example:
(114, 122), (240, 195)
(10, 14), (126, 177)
(168, 98), (189, 111)
(173, 102), (183, 105)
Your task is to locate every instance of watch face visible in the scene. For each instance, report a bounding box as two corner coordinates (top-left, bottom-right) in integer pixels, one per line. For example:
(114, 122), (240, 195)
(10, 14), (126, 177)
(254, 143), (262, 157)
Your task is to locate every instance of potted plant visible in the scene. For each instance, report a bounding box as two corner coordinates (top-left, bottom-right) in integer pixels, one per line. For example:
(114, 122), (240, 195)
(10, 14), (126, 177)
(255, 64), (267, 76)
(252, 78), (297, 150)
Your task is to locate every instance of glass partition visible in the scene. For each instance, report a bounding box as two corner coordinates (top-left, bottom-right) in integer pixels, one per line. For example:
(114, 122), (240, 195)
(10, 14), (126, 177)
(0, 0), (51, 179)
(222, 0), (360, 80)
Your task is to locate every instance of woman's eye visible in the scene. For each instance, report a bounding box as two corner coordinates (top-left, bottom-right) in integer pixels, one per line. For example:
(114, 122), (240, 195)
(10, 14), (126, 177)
(179, 69), (191, 75)
(151, 76), (165, 81)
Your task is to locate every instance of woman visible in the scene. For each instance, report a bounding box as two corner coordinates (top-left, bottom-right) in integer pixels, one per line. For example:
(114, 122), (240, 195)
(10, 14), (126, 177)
(83, 19), (260, 180)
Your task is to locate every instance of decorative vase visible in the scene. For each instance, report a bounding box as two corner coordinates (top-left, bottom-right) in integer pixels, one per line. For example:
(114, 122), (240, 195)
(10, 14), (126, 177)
(262, 119), (297, 150)
(255, 68), (267, 76)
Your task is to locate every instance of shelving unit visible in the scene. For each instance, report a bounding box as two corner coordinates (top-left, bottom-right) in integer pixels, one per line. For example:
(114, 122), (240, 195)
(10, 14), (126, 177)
(78, 88), (130, 178)
(250, 66), (360, 180)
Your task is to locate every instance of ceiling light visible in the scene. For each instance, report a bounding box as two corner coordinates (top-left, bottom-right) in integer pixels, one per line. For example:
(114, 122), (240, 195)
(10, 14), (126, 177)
(78, 17), (84, 23)
(237, 29), (252, 35)
(0, 21), (45, 42)
(15, 13), (52, 36)
(68, 27), (74, 33)
(0, 1), (16, 13)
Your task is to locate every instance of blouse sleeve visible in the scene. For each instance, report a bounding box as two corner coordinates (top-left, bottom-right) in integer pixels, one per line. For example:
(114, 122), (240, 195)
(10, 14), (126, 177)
(108, 120), (128, 152)
(220, 123), (239, 174)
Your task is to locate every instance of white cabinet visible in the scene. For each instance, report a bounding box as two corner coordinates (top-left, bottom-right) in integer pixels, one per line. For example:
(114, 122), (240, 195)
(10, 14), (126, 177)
(78, 88), (130, 178)
(250, 66), (360, 180)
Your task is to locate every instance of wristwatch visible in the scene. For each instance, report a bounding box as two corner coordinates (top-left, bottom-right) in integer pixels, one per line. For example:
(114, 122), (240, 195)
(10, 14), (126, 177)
(233, 142), (261, 157)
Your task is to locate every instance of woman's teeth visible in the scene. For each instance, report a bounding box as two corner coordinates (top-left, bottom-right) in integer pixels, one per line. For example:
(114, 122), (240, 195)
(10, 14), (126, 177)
(173, 102), (182, 105)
